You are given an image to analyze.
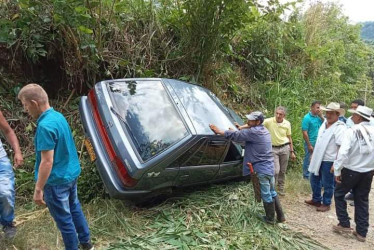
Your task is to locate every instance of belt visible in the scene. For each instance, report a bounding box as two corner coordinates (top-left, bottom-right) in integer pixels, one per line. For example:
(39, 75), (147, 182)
(272, 143), (290, 148)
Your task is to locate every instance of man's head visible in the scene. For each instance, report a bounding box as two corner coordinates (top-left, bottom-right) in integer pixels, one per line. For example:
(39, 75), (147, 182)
(350, 99), (365, 110)
(310, 101), (321, 116)
(348, 105), (372, 124)
(321, 102), (344, 125)
(275, 106), (286, 123)
(18, 83), (50, 119)
(245, 111), (264, 127)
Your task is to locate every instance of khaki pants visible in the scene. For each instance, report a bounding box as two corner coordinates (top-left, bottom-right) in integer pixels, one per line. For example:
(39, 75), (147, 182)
(272, 144), (290, 192)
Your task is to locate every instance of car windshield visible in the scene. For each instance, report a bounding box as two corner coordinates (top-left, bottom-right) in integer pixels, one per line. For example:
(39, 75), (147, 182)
(107, 80), (189, 161)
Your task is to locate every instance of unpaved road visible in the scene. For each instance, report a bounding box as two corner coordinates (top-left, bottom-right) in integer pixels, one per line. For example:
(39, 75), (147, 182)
(282, 184), (374, 250)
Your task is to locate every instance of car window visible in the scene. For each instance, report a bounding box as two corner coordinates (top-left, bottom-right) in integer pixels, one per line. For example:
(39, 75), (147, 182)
(107, 80), (189, 161)
(224, 142), (242, 162)
(200, 141), (227, 165)
(182, 140), (226, 166)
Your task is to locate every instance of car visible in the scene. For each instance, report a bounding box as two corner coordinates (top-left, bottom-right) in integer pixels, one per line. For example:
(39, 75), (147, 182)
(79, 78), (245, 201)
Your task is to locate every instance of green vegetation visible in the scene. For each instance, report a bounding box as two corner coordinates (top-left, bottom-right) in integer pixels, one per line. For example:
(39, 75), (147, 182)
(1, 0), (374, 248)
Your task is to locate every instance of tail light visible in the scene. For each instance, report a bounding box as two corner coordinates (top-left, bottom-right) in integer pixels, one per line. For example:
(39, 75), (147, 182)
(88, 89), (137, 187)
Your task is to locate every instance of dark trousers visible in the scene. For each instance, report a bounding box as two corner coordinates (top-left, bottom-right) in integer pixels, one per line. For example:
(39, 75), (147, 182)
(334, 168), (374, 237)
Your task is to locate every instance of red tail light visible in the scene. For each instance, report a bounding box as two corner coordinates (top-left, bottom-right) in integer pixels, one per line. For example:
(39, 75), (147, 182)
(88, 89), (137, 187)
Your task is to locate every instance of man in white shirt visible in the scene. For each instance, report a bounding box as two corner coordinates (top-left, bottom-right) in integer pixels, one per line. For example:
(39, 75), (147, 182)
(332, 105), (374, 242)
(345, 99), (364, 128)
(304, 102), (346, 212)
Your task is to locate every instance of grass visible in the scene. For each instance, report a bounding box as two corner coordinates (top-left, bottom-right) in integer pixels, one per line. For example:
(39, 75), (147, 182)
(3, 169), (324, 250)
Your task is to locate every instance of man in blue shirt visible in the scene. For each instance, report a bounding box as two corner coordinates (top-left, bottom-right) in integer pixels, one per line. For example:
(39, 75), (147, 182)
(301, 101), (324, 179)
(18, 84), (93, 250)
(209, 111), (285, 224)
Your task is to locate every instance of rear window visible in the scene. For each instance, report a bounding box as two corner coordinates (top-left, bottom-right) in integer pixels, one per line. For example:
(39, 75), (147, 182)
(107, 80), (189, 161)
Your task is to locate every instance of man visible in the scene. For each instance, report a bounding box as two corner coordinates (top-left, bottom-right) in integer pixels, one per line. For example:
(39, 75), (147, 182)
(210, 111), (285, 224)
(0, 110), (23, 239)
(301, 101), (324, 179)
(305, 102), (346, 212)
(263, 106), (296, 195)
(346, 99), (364, 128)
(332, 105), (374, 242)
(343, 99), (365, 204)
(18, 84), (93, 250)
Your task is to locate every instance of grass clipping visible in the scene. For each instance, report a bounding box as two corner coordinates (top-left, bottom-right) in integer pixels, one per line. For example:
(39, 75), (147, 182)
(87, 181), (324, 249)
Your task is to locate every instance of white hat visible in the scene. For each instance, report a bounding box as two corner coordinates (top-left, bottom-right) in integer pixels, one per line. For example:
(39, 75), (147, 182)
(320, 102), (345, 116)
(348, 105), (373, 120)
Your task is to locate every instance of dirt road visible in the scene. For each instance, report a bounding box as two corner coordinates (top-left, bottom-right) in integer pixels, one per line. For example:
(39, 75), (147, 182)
(282, 184), (374, 250)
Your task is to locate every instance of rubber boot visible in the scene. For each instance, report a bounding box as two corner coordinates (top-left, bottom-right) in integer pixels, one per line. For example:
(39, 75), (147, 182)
(274, 196), (286, 223)
(262, 201), (275, 225)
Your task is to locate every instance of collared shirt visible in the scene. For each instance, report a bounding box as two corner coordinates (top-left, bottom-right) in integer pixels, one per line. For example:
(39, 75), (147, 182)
(319, 121), (346, 161)
(34, 108), (81, 185)
(224, 125), (274, 176)
(301, 112), (323, 146)
(346, 116), (354, 128)
(263, 117), (291, 146)
(0, 138), (6, 159)
(334, 122), (374, 176)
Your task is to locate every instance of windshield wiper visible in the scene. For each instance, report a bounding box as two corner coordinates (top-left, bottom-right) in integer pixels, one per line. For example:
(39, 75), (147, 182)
(110, 107), (141, 150)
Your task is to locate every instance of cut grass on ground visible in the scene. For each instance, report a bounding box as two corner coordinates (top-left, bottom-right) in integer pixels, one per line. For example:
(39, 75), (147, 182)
(4, 169), (324, 250)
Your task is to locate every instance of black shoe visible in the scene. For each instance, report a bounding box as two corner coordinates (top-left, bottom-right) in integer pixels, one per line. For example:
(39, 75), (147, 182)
(81, 241), (94, 250)
(3, 223), (16, 239)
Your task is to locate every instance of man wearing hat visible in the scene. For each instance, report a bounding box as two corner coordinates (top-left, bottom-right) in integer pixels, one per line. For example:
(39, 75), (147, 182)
(332, 105), (374, 242)
(209, 111), (285, 225)
(305, 102), (346, 212)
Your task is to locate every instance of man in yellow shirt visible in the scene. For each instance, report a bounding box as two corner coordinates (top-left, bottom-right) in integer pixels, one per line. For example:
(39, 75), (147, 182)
(263, 107), (296, 195)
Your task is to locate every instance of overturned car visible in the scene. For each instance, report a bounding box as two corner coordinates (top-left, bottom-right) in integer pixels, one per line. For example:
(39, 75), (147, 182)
(79, 78), (245, 201)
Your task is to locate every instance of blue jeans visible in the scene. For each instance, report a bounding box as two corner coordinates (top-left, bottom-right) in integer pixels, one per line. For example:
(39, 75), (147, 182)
(310, 161), (334, 206)
(0, 156), (15, 227)
(302, 142), (310, 179)
(257, 174), (277, 203)
(44, 179), (91, 250)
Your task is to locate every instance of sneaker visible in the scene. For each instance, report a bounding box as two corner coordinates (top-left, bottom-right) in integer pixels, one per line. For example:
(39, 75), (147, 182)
(3, 223), (16, 239)
(345, 193), (354, 201)
(81, 241), (94, 250)
(304, 199), (321, 207)
(332, 224), (353, 234)
(316, 205), (330, 212)
(353, 231), (366, 242)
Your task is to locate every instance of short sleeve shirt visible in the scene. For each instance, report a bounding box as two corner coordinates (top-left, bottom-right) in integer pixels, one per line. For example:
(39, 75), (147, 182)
(301, 112), (323, 146)
(263, 117), (291, 146)
(34, 108), (81, 185)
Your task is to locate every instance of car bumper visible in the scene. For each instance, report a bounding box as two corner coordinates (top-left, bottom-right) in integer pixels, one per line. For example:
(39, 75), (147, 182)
(79, 96), (151, 199)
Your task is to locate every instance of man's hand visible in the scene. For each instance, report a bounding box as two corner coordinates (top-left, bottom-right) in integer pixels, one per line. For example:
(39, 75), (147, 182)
(209, 124), (219, 134)
(330, 165), (334, 173)
(290, 152), (296, 161)
(308, 145), (314, 153)
(13, 152), (24, 169)
(33, 188), (46, 206)
(335, 175), (342, 184)
(234, 122), (240, 130)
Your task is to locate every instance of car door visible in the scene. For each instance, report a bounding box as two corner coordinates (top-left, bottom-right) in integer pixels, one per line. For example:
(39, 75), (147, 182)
(176, 138), (227, 186)
(217, 141), (243, 180)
